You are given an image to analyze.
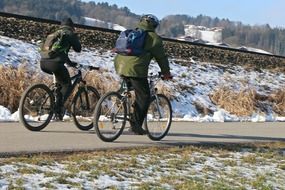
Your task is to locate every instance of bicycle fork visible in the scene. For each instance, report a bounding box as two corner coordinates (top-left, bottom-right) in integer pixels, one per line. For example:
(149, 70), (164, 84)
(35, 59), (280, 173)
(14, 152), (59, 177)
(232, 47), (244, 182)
(78, 86), (91, 111)
(153, 94), (163, 119)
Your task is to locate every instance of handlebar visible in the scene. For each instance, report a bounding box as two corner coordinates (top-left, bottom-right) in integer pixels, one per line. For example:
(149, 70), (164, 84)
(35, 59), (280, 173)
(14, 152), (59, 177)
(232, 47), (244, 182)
(149, 72), (173, 80)
(87, 65), (100, 71)
(73, 63), (100, 71)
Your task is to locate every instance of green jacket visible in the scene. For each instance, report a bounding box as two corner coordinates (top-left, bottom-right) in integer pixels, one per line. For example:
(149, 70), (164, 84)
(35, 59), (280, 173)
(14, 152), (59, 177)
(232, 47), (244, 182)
(114, 20), (170, 77)
(40, 26), (81, 60)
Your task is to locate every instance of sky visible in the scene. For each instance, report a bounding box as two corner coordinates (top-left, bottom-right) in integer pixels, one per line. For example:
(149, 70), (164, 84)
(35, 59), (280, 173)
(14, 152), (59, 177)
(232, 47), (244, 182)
(82, 0), (285, 28)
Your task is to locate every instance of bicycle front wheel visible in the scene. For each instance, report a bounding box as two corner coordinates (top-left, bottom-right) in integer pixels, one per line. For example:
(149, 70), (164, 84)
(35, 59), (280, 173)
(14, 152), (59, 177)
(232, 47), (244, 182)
(144, 94), (172, 141)
(19, 83), (54, 131)
(93, 91), (127, 142)
(72, 86), (100, 131)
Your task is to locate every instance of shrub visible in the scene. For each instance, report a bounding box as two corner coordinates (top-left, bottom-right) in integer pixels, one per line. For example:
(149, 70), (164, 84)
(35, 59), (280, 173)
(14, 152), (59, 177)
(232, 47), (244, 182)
(0, 65), (119, 113)
(0, 64), (50, 112)
(210, 87), (257, 116)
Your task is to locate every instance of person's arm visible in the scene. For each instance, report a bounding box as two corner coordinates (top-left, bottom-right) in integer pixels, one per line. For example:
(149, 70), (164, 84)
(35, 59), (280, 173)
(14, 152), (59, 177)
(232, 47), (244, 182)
(65, 56), (77, 67)
(150, 35), (171, 76)
(70, 33), (82, 52)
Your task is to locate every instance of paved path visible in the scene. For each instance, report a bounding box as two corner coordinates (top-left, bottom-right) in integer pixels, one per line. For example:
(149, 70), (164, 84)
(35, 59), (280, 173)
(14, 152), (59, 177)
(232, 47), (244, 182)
(0, 122), (285, 156)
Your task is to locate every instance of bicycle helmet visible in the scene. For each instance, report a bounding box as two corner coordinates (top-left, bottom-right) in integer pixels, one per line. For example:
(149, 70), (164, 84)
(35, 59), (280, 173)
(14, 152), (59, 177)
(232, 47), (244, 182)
(140, 14), (160, 28)
(61, 17), (74, 28)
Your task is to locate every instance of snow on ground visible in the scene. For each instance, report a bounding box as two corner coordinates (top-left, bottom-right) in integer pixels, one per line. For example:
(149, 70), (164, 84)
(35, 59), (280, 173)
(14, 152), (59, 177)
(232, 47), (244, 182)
(0, 146), (284, 189)
(1, 35), (285, 122)
(84, 17), (126, 31)
(0, 36), (40, 68)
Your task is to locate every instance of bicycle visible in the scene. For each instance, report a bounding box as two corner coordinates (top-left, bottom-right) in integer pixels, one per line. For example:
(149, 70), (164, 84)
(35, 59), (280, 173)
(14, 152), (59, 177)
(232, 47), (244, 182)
(19, 64), (100, 131)
(93, 73), (172, 142)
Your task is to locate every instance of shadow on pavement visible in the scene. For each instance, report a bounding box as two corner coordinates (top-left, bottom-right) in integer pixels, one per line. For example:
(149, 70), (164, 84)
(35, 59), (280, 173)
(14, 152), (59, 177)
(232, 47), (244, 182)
(167, 132), (285, 141)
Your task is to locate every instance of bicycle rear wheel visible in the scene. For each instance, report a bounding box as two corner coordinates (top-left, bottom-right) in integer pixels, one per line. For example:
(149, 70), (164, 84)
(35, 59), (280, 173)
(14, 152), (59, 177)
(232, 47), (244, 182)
(144, 94), (172, 141)
(19, 83), (54, 131)
(72, 86), (100, 131)
(93, 91), (127, 142)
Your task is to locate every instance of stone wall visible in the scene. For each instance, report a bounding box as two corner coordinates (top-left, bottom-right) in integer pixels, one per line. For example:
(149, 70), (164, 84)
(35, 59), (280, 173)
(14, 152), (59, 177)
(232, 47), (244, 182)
(1, 15), (285, 70)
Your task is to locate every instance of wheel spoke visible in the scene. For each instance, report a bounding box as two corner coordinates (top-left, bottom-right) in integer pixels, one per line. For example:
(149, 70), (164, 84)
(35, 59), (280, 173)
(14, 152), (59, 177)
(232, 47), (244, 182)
(94, 91), (126, 142)
(144, 94), (172, 141)
(19, 84), (54, 131)
(73, 86), (100, 131)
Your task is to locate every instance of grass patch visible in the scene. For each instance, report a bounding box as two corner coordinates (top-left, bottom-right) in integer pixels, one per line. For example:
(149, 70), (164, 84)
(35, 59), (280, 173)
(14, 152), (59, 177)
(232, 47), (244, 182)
(174, 179), (206, 190)
(251, 175), (273, 190)
(241, 154), (257, 164)
(55, 174), (81, 187)
(210, 86), (285, 116)
(210, 87), (256, 116)
(39, 182), (56, 189)
(1, 143), (285, 189)
(17, 167), (41, 175)
(0, 65), (119, 113)
(278, 164), (285, 170)
(223, 159), (238, 167)
(0, 64), (50, 112)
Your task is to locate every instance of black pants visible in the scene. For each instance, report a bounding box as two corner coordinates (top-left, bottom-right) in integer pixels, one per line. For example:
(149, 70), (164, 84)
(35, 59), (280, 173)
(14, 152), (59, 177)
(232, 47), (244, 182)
(40, 58), (71, 103)
(128, 77), (151, 128)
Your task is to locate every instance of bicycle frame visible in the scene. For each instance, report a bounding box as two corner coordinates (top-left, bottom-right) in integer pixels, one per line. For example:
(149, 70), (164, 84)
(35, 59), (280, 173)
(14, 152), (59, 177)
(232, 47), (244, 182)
(117, 78), (134, 121)
(51, 66), (90, 107)
(19, 64), (100, 131)
(118, 74), (163, 121)
(93, 72), (172, 142)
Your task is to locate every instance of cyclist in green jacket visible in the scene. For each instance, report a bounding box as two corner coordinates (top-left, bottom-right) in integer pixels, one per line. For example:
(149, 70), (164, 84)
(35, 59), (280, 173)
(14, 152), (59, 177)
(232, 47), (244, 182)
(40, 18), (81, 120)
(114, 14), (172, 135)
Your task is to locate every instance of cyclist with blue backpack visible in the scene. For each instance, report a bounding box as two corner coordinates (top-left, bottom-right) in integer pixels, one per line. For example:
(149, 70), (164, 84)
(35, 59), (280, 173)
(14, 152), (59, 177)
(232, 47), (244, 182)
(114, 14), (172, 135)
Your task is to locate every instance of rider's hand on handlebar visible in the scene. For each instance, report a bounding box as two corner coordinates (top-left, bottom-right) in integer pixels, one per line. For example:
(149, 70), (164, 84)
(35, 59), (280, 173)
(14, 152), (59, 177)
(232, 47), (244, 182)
(69, 61), (78, 68)
(88, 66), (100, 70)
(161, 73), (173, 80)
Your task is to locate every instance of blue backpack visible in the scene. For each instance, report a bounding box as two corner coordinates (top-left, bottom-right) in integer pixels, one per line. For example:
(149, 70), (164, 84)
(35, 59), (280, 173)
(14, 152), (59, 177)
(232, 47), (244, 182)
(114, 29), (147, 56)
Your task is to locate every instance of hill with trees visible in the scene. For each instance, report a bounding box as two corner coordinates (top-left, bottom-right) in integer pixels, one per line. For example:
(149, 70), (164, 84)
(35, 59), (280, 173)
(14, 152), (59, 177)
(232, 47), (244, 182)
(1, 0), (285, 55)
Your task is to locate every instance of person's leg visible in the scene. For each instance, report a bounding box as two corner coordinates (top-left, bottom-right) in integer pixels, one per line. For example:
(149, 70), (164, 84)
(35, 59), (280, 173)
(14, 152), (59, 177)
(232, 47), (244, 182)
(40, 59), (55, 75)
(54, 64), (71, 103)
(129, 77), (150, 134)
(53, 64), (71, 120)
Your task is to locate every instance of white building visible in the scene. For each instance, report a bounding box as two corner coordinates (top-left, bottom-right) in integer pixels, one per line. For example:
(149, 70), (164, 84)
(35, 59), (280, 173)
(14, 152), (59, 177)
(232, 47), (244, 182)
(183, 25), (223, 43)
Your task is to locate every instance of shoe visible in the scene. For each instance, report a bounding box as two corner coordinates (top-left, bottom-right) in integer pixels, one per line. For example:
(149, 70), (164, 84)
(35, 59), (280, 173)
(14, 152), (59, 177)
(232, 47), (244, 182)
(129, 123), (147, 135)
(127, 127), (147, 135)
(54, 113), (63, 121)
(54, 107), (65, 121)
(129, 114), (147, 135)
(136, 128), (147, 135)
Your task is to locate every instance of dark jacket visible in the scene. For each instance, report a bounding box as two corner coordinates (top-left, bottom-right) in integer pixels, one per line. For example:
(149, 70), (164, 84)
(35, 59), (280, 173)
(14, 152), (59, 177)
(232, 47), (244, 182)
(40, 26), (81, 64)
(114, 20), (170, 77)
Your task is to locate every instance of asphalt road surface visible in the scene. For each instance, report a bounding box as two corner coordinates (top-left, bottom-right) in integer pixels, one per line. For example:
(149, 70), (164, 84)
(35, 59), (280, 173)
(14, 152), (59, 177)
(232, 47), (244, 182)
(0, 121), (285, 156)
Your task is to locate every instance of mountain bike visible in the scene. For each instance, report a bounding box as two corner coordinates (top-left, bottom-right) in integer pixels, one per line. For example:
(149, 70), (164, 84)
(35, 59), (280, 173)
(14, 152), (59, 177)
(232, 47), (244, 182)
(19, 64), (100, 131)
(93, 73), (172, 142)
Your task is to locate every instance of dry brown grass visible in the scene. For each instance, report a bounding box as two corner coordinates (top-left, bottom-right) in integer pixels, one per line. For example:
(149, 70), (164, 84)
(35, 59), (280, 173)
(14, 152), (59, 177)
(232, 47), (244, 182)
(3, 64), (285, 117)
(0, 65), (50, 112)
(269, 90), (285, 116)
(156, 82), (175, 100)
(211, 87), (285, 116)
(210, 87), (257, 116)
(193, 101), (213, 115)
(83, 69), (119, 94)
(0, 66), (119, 113)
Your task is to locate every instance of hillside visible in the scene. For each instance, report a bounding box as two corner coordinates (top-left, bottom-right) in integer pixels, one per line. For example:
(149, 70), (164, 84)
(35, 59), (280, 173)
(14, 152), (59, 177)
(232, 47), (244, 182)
(1, 15), (285, 122)
(1, 0), (285, 55)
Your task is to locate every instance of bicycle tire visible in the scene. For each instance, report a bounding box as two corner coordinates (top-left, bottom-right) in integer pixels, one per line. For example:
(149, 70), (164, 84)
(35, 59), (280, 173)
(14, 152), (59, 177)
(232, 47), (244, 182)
(93, 91), (127, 142)
(144, 94), (172, 141)
(72, 86), (100, 131)
(19, 83), (55, 131)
